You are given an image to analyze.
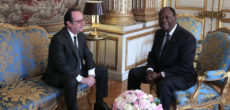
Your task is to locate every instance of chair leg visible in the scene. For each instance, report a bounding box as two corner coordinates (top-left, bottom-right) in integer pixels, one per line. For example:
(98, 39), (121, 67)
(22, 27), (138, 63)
(87, 86), (94, 110)
(219, 103), (224, 110)
(150, 84), (157, 97)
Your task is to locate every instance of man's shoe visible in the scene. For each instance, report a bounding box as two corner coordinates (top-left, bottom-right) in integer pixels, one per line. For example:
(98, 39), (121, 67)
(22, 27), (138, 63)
(94, 102), (111, 110)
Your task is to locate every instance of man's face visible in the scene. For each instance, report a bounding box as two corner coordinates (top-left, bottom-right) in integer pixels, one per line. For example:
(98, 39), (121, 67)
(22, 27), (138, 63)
(67, 11), (85, 34)
(158, 8), (176, 33)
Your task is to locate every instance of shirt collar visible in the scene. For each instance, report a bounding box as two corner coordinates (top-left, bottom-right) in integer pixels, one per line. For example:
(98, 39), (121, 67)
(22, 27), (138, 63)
(67, 29), (77, 38)
(167, 24), (177, 36)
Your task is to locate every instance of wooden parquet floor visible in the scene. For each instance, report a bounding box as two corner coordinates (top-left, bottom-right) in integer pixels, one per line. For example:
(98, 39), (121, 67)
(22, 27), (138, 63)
(77, 79), (230, 110)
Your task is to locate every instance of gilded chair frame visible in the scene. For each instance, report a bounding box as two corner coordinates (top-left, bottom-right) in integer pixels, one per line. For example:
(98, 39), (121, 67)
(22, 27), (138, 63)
(177, 72), (230, 110)
(176, 28), (230, 110)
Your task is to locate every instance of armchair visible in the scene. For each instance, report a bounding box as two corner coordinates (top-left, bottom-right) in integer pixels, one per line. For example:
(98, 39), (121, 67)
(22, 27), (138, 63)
(174, 28), (230, 110)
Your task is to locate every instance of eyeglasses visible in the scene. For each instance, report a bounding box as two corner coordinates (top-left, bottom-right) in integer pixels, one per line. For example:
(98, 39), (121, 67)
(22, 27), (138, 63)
(73, 19), (85, 24)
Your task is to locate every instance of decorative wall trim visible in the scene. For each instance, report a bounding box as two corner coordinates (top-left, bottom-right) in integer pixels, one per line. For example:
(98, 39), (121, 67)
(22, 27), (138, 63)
(175, 0), (207, 10)
(218, 18), (230, 28)
(125, 30), (156, 71)
(219, 0), (230, 12)
(98, 24), (159, 35)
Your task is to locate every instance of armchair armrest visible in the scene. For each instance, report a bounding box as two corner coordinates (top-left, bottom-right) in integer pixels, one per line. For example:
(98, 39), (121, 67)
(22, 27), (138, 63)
(204, 70), (227, 81)
(190, 70), (228, 103)
(190, 76), (203, 104)
(197, 40), (203, 45)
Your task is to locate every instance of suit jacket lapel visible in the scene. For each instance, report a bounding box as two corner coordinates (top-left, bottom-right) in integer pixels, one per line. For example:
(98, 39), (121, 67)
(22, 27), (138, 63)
(155, 32), (165, 58)
(63, 28), (79, 59)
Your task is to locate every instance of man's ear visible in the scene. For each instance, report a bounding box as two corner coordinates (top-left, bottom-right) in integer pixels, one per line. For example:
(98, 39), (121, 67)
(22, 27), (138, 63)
(66, 21), (72, 26)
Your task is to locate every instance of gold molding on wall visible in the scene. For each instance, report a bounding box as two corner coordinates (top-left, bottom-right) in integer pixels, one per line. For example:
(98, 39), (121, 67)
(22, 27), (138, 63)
(175, 0), (207, 10)
(125, 30), (157, 71)
(98, 24), (159, 35)
(219, 0), (230, 12)
(218, 18), (230, 28)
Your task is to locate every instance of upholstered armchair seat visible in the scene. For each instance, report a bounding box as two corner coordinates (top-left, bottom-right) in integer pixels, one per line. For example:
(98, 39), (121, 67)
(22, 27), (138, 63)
(174, 83), (220, 106)
(0, 77), (90, 110)
(0, 77), (60, 109)
(174, 77), (222, 107)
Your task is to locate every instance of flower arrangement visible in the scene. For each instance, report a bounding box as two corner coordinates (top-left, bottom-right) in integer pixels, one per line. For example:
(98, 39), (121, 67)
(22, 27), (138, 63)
(113, 90), (163, 110)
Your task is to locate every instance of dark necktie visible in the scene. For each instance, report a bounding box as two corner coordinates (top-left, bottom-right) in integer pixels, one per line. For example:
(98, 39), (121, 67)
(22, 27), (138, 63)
(165, 33), (170, 44)
(73, 36), (82, 69)
(159, 33), (170, 56)
(74, 36), (77, 48)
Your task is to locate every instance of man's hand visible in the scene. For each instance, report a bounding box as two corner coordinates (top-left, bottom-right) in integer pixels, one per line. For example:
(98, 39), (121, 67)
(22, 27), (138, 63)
(146, 71), (162, 84)
(146, 70), (155, 84)
(81, 75), (95, 87)
(151, 72), (162, 82)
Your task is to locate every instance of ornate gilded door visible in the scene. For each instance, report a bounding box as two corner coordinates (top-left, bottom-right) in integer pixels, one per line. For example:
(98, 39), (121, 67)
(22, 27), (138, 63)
(165, 0), (230, 37)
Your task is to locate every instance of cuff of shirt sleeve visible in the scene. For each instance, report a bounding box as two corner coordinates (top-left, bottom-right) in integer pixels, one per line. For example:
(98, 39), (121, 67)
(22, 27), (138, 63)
(88, 68), (95, 76)
(76, 75), (83, 82)
(161, 71), (165, 78)
(147, 68), (154, 72)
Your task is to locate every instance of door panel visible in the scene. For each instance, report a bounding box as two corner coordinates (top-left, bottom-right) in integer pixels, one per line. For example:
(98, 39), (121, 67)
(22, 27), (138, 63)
(218, 0), (230, 29)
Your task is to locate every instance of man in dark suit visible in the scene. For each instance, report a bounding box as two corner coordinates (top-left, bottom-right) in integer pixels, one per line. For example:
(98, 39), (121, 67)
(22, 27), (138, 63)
(42, 8), (110, 110)
(127, 7), (197, 110)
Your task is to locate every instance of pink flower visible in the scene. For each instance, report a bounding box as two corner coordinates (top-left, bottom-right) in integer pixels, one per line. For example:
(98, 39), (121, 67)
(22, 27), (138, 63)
(133, 101), (139, 108)
(112, 102), (117, 110)
(136, 91), (145, 100)
(113, 90), (163, 110)
(156, 104), (163, 110)
(148, 94), (154, 102)
(139, 99), (150, 109)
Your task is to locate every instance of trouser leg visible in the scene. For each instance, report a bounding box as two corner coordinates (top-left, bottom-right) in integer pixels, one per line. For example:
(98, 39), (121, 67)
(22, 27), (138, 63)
(157, 76), (189, 110)
(127, 66), (147, 90)
(61, 75), (79, 110)
(95, 66), (108, 104)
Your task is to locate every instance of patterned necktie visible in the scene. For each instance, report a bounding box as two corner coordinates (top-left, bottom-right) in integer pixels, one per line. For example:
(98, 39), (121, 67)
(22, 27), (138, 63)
(159, 33), (170, 56)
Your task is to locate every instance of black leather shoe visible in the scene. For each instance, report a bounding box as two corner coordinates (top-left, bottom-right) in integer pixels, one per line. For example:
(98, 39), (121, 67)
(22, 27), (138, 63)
(94, 102), (111, 110)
